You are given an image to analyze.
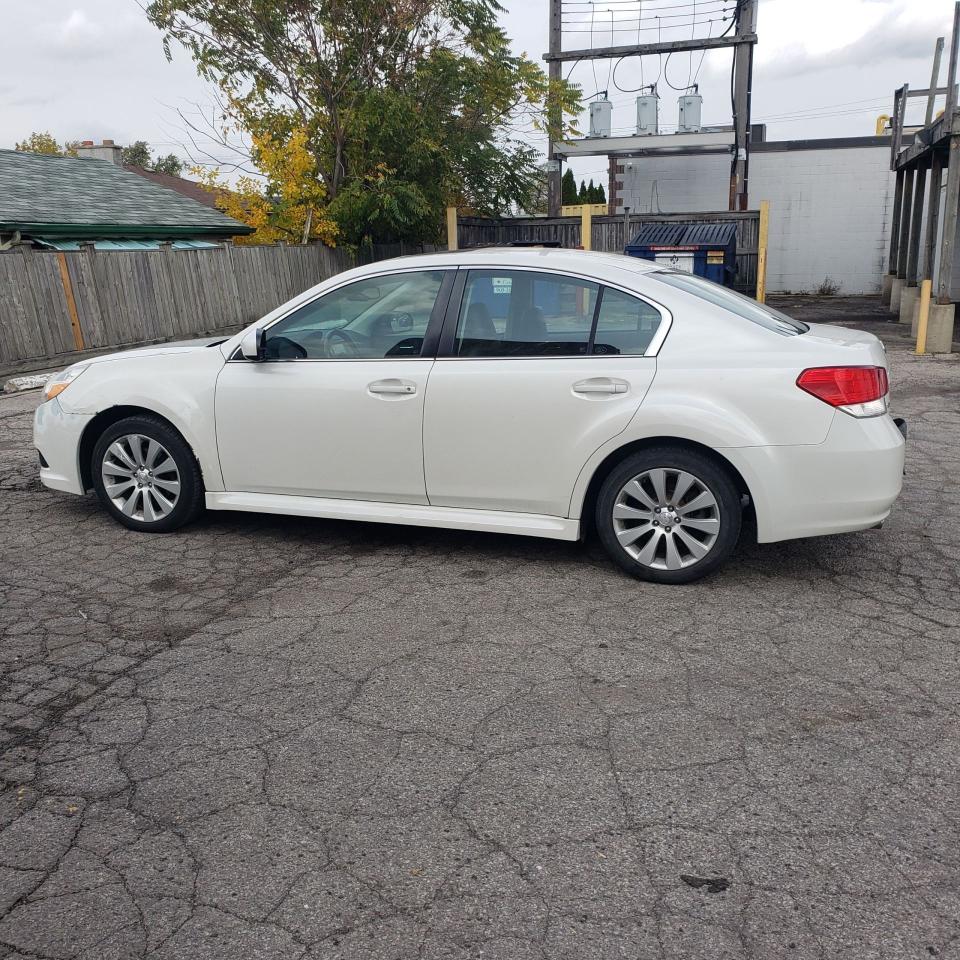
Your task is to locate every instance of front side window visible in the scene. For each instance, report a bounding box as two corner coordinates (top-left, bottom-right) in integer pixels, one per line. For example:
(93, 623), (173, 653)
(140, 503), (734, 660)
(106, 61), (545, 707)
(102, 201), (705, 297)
(455, 270), (599, 357)
(264, 270), (445, 360)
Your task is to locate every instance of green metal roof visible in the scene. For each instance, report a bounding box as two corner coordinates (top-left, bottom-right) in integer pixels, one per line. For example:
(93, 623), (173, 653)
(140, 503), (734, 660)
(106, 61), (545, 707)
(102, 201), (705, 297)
(0, 149), (253, 239)
(35, 238), (222, 251)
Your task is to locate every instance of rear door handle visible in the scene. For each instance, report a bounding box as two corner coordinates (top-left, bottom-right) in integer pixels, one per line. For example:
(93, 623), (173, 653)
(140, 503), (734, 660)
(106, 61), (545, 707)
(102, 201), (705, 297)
(572, 377), (629, 395)
(368, 378), (417, 396)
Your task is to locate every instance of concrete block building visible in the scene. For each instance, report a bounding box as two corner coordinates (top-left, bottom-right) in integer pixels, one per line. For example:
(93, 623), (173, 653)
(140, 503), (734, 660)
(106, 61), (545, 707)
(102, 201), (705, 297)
(609, 135), (904, 295)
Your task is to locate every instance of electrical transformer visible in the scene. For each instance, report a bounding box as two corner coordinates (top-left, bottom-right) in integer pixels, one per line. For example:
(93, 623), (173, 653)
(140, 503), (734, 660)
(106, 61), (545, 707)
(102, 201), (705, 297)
(635, 93), (659, 136)
(589, 98), (612, 138)
(677, 93), (703, 133)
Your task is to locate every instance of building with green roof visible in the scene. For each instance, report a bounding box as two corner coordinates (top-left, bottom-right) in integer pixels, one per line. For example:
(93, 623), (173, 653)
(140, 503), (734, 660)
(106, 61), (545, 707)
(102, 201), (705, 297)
(0, 147), (253, 249)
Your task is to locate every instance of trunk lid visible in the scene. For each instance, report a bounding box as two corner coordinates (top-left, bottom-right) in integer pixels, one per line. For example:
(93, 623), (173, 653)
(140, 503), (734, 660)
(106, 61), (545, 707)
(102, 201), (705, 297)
(799, 323), (888, 369)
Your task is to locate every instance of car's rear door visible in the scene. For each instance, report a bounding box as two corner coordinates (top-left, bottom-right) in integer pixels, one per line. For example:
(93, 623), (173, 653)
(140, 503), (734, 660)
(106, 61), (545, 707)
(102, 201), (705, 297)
(422, 267), (667, 517)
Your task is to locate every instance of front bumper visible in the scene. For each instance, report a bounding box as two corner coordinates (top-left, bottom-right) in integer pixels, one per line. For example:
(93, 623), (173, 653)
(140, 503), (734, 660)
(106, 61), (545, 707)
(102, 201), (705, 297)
(33, 398), (94, 495)
(724, 412), (906, 544)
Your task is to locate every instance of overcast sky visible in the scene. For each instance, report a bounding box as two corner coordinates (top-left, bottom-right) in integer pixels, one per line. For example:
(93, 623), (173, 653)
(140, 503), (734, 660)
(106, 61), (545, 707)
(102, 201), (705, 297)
(0, 0), (954, 187)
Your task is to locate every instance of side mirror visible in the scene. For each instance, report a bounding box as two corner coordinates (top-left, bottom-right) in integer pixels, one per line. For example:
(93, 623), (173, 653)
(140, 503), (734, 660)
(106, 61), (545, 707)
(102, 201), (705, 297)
(240, 327), (266, 361)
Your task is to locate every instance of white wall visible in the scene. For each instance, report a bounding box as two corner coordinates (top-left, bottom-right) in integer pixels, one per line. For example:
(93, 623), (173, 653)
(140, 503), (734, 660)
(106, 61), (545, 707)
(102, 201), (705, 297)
(616, 144), (896, 294)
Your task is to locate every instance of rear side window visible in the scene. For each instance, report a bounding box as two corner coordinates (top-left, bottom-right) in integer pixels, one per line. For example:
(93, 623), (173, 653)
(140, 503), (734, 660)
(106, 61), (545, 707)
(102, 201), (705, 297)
(456, 270), (599, 357)
(454, 270), (664, 357)
(650, 270), (808, 336)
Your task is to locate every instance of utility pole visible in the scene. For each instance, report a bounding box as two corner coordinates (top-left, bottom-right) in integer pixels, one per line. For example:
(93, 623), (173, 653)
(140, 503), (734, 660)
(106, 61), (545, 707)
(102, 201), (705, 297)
(547, 0), (562, 217)
(730, 0), (759, 210)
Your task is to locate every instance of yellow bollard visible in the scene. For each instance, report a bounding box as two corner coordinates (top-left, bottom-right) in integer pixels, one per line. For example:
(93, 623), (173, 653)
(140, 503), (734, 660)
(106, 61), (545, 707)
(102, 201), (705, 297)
(756, 200), (770, 304)
(446, 206), (458, 251)
(581, 205), (592, 251)
(915, 278), (932, 355)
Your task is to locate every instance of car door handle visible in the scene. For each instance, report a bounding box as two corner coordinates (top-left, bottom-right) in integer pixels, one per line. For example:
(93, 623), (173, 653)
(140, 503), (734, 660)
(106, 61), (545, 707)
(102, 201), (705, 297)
(572, 378), (629, 395)
(368, 378), (417, 396)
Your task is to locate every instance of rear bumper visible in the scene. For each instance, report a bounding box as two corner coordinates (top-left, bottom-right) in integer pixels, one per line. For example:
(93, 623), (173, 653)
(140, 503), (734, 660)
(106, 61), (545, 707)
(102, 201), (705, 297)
(33, 399), (92, 495)
(723, 412), (905, 544)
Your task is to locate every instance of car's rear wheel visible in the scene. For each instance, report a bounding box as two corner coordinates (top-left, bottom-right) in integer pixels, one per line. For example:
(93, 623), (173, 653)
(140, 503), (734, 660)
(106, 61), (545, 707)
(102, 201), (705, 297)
(92, 416), (204, 532)
(595, 447), (742, 584)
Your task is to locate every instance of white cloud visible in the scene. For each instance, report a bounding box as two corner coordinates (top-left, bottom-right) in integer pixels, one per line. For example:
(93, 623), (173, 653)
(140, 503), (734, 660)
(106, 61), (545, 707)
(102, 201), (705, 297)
(51, 9), (107, 59)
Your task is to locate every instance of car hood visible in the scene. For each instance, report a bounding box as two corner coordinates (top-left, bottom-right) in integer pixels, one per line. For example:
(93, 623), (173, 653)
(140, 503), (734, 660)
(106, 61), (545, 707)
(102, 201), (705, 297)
(79, 337), (226, 367)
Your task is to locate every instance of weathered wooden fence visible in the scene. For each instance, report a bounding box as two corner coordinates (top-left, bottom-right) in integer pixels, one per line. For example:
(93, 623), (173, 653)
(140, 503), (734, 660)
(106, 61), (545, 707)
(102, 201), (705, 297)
(0, 243), (360, 371)
(1, 216), (760, 373)
(457, 211), (761, 294)
(0, 241), (449, 372)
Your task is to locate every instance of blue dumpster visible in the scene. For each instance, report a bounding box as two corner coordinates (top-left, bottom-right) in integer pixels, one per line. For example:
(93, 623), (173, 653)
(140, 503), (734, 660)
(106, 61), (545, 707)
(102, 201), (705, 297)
(625, 221), (738, 288)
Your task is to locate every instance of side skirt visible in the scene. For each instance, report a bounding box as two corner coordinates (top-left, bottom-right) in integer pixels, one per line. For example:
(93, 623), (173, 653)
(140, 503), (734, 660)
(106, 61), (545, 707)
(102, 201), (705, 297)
(205, 492), (581, 542)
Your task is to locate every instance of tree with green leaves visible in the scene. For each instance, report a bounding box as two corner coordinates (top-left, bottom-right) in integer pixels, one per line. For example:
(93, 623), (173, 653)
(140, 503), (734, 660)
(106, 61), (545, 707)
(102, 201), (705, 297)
(153, 154), (184, 176)
(578, 180), (588, 204)
(145, 0), (580, 247)
(595, 182), (606, 204)
(122, 141), (185, 176)
(561, 168), (578, 206)
(122, 141), (152, 167)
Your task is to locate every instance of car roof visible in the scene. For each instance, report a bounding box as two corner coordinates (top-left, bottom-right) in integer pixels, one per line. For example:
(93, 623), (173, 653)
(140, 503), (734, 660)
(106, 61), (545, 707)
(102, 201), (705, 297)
(358, 246), (663, 276)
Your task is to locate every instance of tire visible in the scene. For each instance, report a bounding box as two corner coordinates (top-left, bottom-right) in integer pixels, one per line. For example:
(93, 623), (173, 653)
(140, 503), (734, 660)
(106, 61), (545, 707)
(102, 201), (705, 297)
(91, 415), (204, 533)
(595, 446), (742, 585)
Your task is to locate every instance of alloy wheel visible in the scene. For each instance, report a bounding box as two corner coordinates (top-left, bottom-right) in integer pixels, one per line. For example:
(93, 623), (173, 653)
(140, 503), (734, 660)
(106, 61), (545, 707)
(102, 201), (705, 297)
(100, 434), (181, 522)
(612, 467), (721, 570)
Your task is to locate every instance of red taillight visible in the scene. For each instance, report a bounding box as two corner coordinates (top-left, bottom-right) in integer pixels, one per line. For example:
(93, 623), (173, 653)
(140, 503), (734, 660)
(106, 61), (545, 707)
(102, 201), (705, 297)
(796, 366), (888, 407)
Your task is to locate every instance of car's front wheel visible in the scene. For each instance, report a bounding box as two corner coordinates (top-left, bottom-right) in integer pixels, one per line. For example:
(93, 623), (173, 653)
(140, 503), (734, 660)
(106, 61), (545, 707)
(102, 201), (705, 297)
(595, 447), (742, 584)
(91, 415), (204, 532)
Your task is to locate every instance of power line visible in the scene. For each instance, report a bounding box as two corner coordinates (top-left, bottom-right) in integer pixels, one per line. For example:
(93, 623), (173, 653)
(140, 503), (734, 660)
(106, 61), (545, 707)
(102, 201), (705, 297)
(562, 9), (731, 26)
(561, 20), (731, 34)
(562, 0), (729, 10)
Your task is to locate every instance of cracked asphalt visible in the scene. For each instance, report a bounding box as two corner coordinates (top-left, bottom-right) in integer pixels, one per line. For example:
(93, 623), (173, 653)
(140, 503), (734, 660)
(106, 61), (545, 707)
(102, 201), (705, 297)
(1, 300), (959, 959)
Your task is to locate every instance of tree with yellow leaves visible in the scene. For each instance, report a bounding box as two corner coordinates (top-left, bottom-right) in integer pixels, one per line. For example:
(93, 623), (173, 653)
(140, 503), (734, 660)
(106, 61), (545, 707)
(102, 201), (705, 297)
(194, 127), (337, 246)
(15, 132), (80, 156)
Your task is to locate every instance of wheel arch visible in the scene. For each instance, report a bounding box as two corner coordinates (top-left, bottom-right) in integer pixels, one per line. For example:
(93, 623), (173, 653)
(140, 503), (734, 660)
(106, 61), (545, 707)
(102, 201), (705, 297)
(574, 436), (756, 539)
(79, 405), (204, 492)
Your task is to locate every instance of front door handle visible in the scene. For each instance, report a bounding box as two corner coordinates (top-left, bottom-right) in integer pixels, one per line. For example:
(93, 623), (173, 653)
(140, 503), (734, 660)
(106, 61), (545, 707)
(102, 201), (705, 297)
(572, 377), (629, 395)
(368, 378), (417, 396)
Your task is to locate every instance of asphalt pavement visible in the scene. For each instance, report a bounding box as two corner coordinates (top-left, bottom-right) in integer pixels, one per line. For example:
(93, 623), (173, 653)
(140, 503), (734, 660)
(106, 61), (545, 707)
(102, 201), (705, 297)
(1, 303), (959, 959)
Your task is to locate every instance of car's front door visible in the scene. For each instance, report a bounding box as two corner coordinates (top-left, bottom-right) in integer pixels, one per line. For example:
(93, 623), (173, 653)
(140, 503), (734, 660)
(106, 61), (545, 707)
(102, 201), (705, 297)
(216, 269), (452, 503)
(422, 268), (666, 516)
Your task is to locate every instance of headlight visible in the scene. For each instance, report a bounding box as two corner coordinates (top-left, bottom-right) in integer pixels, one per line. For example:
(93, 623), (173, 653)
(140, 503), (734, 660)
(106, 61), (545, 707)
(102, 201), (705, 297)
(43, 364), (89, 402)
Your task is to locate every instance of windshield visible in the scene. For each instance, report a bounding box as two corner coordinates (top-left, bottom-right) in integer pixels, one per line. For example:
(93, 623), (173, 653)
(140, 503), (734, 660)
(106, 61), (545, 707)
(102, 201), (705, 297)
(650, 270), (808, 336)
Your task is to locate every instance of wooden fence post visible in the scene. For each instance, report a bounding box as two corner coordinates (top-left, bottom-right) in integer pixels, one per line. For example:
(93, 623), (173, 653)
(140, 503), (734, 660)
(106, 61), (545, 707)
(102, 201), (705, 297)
(55, 252), (86, 352)
(581, 206), (592, 251)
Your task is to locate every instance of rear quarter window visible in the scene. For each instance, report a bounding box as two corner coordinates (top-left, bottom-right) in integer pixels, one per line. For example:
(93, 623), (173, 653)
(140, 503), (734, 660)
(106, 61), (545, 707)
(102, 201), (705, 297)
(593, 287), (663, 355)
(650, 271), (808, 336)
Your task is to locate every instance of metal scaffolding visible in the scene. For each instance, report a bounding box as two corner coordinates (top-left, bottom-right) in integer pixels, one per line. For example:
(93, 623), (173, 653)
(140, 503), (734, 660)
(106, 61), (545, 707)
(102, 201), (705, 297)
(885, 2), (960, 351)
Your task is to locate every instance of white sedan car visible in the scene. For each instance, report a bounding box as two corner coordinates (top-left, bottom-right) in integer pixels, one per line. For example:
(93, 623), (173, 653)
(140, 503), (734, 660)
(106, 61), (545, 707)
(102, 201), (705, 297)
(34, 248), (905, 584)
